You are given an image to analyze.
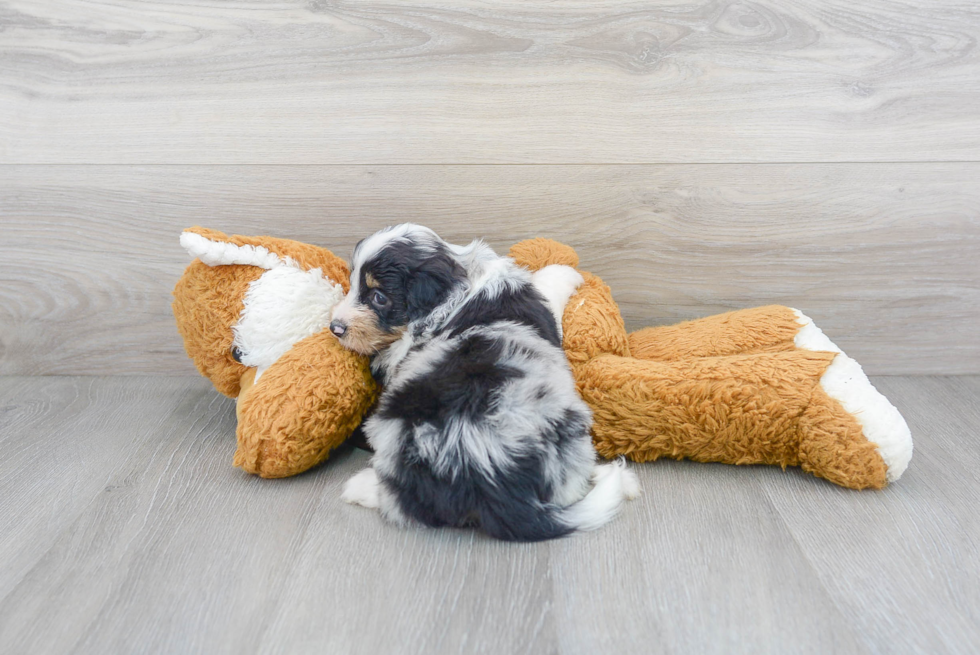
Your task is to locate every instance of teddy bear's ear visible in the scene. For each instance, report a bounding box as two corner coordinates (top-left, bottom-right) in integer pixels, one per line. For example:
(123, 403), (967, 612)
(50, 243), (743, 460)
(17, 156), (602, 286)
(180, 226), (350, 290)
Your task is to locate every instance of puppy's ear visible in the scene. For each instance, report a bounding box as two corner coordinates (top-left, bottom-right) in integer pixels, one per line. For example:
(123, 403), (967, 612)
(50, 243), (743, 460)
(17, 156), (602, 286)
(406, 251), (464, 321)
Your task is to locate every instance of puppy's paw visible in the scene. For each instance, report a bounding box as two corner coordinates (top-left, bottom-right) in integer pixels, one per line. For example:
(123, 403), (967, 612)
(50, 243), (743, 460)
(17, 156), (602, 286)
(622, 468), (642, 500)
(342, 467), (381, 509)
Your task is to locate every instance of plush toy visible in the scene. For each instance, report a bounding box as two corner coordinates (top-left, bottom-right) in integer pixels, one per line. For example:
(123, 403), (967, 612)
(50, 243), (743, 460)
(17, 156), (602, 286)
(174, 228), (912, 490)
(173, 227), (377, 478)
(508, 239), (913, 490)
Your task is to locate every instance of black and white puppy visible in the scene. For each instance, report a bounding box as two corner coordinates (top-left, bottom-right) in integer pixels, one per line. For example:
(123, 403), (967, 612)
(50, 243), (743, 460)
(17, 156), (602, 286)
(330, 224), (639, 541)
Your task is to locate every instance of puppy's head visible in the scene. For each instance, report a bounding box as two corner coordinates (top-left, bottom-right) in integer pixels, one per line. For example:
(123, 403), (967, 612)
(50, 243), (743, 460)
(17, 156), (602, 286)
(330, 224), (465, 355)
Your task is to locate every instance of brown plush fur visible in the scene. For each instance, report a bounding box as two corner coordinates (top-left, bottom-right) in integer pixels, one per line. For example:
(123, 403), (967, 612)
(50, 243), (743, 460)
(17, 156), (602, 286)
(799, 385), (888, 489)
(173, 227), (376, 478)
(628, 305), (803, 360)
(173, 260), (262, 397)
(509, 238), (890, 490)
(578, 351), (837, 466)
(234, 330), (377, 478)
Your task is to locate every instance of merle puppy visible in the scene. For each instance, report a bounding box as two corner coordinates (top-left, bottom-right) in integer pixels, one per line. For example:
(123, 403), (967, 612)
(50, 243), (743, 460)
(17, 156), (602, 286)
(330, 224), (638, 541)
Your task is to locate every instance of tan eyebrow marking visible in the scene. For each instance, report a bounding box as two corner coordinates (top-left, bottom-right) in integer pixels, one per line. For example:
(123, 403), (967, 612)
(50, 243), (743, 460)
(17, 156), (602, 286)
(365, 272), (380, 289)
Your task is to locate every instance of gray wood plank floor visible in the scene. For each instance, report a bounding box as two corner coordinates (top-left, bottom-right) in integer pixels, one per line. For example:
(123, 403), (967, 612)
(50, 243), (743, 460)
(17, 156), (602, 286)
(1, 375), (977, 655)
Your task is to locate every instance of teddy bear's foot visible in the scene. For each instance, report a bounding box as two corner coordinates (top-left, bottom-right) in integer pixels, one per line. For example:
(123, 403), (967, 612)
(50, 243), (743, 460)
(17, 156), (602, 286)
(793, 310), (913, 484)
(798, 384), (889, 489)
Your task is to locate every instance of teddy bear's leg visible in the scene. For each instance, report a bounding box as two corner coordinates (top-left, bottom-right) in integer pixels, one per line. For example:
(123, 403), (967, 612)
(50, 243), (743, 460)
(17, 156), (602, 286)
(577, 350), (902, 489)
(793, 310), (913, 484)
(627, 305), (804, 361)
(797, 385), (890, 489)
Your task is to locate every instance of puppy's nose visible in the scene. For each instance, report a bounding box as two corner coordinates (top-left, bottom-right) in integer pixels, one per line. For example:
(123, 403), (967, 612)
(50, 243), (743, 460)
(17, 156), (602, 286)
(330, 320), (347, 338)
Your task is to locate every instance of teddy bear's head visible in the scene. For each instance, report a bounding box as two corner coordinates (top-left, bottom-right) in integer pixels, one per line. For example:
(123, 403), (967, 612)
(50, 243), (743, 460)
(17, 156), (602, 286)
(173, 227), (352, 394)
(173, 227), (376, 478)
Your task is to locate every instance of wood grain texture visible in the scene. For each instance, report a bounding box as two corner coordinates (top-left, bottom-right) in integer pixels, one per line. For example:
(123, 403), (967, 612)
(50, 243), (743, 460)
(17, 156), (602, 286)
(0, 377), (224, 603)
(1, 0), (978, 164)
(1, 375), (978, 654)
(1, 164), (977, 376)
(761, 376), (980, 655)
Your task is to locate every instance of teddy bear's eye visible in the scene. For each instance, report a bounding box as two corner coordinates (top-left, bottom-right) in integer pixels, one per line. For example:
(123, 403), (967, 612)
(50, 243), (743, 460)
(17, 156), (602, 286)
(231, 346), (244, 363)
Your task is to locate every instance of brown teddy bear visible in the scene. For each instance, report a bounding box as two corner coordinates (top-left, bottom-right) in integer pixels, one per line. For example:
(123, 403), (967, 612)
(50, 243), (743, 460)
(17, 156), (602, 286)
(173, 229), (912, 489)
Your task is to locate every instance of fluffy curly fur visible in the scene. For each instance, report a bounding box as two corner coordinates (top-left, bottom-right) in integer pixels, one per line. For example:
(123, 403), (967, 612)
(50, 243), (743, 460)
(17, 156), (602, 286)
(333, 225), (639, 541)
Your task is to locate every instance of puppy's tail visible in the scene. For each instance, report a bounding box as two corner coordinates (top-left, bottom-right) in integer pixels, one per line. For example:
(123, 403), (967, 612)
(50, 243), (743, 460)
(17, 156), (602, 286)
(559, 459), (641, 532)
(480, 459), (640, 542)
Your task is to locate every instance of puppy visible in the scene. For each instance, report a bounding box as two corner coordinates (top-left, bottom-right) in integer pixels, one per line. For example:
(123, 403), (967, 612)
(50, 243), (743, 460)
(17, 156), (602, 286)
(331, 224), (639, 541)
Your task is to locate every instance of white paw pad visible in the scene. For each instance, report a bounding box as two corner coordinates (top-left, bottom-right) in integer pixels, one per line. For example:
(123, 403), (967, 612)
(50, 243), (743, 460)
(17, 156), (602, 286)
(342, 468), (381, 509)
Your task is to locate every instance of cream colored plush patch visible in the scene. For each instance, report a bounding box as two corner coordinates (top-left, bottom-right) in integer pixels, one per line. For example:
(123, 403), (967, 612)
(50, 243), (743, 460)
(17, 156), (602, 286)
(531, 264), (584, 341)
(234, 266), (345, 379)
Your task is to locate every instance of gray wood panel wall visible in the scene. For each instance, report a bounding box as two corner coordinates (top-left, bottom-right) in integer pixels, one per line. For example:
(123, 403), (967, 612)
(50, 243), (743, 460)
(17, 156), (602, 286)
(1, 0), (978, 375)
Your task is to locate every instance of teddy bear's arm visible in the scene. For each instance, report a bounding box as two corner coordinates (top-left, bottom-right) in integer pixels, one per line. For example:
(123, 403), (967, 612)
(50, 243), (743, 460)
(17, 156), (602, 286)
(627, 305), (805, 361)
(560, 272), (632, 365)
(234, 330), (378, 478)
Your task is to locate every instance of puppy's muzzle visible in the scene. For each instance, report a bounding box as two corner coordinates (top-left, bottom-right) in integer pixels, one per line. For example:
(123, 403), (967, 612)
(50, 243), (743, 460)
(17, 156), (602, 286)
(330, 320), (347, 338)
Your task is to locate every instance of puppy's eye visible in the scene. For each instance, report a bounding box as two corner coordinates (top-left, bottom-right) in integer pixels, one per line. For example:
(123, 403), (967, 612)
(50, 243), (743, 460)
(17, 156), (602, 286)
(370, 290), (390, 308)
(231, 346), (244, 363)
